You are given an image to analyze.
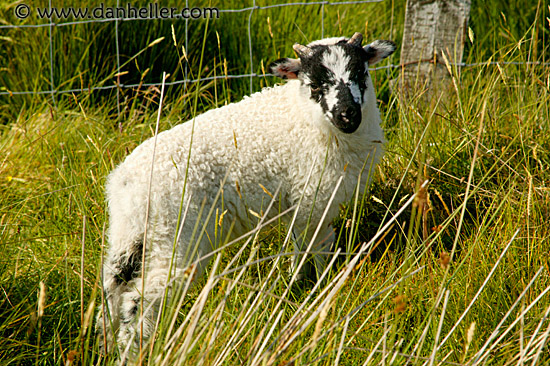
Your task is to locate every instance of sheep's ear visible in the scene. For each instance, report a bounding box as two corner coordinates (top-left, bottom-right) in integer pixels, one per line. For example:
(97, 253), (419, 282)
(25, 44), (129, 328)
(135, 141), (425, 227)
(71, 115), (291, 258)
(363, 40), (396, 65)
(269, 58), (301, 79)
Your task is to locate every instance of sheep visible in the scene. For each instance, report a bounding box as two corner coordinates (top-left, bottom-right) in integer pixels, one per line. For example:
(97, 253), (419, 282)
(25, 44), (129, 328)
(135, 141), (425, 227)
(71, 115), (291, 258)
(97, 32), (395, 359)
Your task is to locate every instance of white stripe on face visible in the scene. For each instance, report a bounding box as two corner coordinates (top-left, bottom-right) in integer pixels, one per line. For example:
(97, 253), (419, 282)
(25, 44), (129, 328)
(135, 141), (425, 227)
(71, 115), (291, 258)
(324, 84), (339, 113)
(321, 47), (351, 83)
(321, 47), (363, 105)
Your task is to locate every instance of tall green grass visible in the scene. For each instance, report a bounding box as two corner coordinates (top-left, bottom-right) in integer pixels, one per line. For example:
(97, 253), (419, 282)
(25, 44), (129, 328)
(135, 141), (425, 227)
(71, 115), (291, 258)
(1, 0), (549, 365)
(0, 0), (402, 124)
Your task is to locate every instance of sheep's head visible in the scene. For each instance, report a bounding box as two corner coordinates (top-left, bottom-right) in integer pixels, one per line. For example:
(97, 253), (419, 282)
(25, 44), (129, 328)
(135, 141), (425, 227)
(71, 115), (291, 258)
(270, 33), (395, 134)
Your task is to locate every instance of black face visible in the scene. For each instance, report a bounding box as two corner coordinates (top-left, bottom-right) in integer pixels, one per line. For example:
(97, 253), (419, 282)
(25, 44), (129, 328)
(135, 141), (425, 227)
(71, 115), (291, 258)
(299, 42), (370, 133)
(268, 35), (396, 134)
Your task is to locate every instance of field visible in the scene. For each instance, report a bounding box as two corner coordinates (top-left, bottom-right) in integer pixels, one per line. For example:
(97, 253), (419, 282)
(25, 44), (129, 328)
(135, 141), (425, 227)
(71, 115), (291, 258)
(1, 0), (549, 365)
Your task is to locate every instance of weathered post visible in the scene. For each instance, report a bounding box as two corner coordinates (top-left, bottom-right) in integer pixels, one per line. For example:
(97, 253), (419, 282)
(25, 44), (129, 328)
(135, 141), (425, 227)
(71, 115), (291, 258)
(399, 0), (471, 99)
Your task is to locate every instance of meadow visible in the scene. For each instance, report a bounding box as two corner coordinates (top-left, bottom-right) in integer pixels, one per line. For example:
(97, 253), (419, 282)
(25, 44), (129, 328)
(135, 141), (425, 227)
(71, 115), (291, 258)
(1, 0), (549, 364)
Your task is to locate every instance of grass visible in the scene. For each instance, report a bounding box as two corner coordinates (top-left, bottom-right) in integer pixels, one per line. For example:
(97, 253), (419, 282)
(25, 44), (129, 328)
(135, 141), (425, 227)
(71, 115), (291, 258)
(1, 0), (550, 365)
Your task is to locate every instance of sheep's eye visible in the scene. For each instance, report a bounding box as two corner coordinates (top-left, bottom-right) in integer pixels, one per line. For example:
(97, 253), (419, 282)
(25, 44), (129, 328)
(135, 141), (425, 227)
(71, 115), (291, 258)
(310, 84), (321, 93)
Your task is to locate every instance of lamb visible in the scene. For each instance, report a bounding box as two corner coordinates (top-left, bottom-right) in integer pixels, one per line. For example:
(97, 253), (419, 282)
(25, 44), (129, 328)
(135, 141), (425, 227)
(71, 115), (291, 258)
(97, 32), (395, 359)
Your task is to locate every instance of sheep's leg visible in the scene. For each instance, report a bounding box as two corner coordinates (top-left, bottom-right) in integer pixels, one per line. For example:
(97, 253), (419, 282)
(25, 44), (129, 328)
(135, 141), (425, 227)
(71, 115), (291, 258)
(96, 277), (119, 354)
(116, 281), (155, 362)
(96, 272), (121, 355)
(97, 235), (144, 355)
(311, 226), (335, 279)
(290, 230), (305, 279)
(116, 263), (206, 361)
(291, 226), (335, 281)
(116, 232), (211, 362)
(116, 265), (174, 361)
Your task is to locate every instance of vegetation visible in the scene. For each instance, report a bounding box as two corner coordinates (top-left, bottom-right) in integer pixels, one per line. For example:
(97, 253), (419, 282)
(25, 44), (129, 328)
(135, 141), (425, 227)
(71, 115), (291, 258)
(1, 0), (549, 365)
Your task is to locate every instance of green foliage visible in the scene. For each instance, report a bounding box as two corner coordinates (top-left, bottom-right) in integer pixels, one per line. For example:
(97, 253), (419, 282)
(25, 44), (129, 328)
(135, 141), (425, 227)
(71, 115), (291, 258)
(0, 0), (402, 124)
(1, 1), (550, 365)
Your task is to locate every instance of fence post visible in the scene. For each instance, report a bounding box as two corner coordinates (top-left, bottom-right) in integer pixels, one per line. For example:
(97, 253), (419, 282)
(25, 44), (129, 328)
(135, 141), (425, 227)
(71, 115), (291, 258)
(399, 0), (471, 99)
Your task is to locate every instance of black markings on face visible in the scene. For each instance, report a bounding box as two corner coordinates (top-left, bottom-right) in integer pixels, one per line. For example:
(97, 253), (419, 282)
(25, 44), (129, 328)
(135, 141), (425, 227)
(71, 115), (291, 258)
(300, 46), (334, 99)
(299, 43), (370, 133)
(343, 48), (370, 100)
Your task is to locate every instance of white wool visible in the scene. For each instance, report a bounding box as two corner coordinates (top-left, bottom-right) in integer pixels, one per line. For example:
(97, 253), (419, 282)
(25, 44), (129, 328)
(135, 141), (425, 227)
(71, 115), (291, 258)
(107, 79), (383, 249)
(98, 59), (385, 360)
(106, 80), (384, 269)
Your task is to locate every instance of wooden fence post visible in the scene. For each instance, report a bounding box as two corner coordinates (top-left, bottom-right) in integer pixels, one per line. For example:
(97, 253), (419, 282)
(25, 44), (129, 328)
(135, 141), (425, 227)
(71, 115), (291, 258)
(399, 0), (471, 99)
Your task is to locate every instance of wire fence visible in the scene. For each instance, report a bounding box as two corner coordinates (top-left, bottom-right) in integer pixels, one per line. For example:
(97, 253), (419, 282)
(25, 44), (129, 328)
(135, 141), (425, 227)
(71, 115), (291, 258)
(1, 0), (548, 104)
(0, 0), (385, 101)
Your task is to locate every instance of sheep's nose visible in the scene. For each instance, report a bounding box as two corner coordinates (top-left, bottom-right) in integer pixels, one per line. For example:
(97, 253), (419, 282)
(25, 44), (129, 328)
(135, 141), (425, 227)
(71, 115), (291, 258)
(343, 106), (359, 121)
(332, 104), (362, 133)
(340, 105), (361, 125)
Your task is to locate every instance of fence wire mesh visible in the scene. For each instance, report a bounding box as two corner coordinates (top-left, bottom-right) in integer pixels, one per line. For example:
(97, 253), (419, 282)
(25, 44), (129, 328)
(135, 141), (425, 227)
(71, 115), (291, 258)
(1, 1), (385, 100)
(1, 0), (548, 102)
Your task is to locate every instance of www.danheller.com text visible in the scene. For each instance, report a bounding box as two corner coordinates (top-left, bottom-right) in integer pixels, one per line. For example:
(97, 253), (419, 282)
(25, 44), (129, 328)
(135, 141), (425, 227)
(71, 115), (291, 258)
(14, 3), (220, 20)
